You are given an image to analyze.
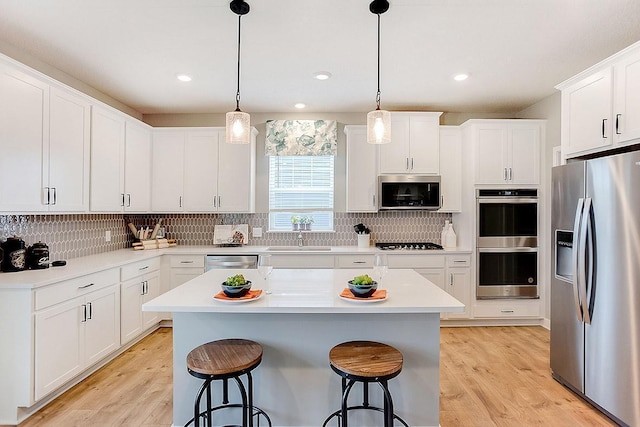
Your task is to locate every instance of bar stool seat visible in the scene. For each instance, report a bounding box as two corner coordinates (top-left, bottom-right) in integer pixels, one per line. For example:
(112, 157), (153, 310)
(323, 341), (408, 427)
(185, 339), (271, 427)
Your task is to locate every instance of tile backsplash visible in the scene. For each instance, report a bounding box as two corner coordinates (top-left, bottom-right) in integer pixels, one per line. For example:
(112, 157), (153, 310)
(0, 211), (452, 261)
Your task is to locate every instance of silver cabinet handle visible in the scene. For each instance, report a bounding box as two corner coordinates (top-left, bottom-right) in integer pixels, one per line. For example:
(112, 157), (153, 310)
(78, 283), (95, 289)
(453, 260), (467, 264)
(602, 118), (608, 138)
(616, 114), (622, 135)
(213, 196), (216, 207)
(411, 158), (414, 170)
(504, 168), (508, 181)
(352, 261), (367, 264)
(180, 260), (194, 264)
(127, 193), (131, 207)
(87, 302), (92, 320)
(406, 158), (409, 170)
(500, 309), (514, 314)
(179, 196), (183, 208)
(121, 193), (125, 207)
(51, 187), (57, 205)
(508, 167), (512, 181)
(450, 273), (454, 286)
(139, 265), (149, 271)
(218, 196), (221, 207)
(81, 304), (87, 322)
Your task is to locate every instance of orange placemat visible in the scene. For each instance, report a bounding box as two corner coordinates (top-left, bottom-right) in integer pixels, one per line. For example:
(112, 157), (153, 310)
(214, 289), (263, 301)
(340, 288), (387, 300)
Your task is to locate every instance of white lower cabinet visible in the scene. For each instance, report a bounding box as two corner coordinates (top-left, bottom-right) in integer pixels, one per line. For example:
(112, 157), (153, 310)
(120, 259), (161, 345)
(34, 271), (120, 401)
(169, 255), (205, 289)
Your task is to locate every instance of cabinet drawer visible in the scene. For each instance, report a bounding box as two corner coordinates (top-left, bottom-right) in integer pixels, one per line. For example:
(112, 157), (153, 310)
(388, 254), (445, 269)
(336, 255), (374, 268)
(170, 255), (205, 268)
(270, 255), (335, 269)
(473, 301), (541, 318)
(447, 255), (470, 267)
(120, 257), (161, 281)
(35, 269), (119, 310)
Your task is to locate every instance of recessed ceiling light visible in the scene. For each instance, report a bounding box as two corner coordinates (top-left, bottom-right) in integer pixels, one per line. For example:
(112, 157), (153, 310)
(453, 73), (469, 81)
(176, 74), (192, 82)
(313, 71), (332, 80)
(294, 103), (306, 109)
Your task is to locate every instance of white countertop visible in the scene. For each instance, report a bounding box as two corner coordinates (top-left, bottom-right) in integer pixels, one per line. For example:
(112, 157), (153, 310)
(0, 245), (471, 289)
(142, 268), (465, 314)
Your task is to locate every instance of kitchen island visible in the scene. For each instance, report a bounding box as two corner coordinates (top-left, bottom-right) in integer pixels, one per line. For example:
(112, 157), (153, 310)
(143, 268), (463, 427)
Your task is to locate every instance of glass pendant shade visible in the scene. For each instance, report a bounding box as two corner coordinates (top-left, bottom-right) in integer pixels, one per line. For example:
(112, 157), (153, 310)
(226, 110), (251, 144)
(367, 109), (391, 144)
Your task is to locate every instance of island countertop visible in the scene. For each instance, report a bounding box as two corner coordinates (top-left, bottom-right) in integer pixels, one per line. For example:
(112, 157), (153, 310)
(143, 268), (464, 314)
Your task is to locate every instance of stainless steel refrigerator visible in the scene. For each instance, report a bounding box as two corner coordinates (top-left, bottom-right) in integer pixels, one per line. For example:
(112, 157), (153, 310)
(551, 150), (640, 426)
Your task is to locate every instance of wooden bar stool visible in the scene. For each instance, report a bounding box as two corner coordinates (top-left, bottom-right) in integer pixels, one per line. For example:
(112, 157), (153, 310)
(185, 338), (272, 427)
(322, 341), (409, 427)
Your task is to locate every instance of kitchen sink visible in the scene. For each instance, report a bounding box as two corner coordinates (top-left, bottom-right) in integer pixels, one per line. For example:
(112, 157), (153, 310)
(266, 246), (332, 252)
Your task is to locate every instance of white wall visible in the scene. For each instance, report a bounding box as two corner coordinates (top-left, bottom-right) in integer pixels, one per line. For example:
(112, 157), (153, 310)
(517, 91), (561, 322)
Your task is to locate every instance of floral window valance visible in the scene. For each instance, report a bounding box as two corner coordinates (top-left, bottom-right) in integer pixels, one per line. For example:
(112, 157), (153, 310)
(265, 120), (337, 156)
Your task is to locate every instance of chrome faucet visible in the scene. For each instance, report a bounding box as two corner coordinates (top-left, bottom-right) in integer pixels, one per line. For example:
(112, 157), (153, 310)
(297, 232), (304, 247)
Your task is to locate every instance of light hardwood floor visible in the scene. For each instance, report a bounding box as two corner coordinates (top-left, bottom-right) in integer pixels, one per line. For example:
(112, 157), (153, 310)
(19, 326), (615, 427)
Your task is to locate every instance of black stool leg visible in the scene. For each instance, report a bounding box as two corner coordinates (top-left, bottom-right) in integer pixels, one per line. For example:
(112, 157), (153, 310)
(247, 371), (254, 427)
(378, 380), (394, 427)
(233, 375), (249, 427)
(192, 377), (213, 427)
(341, 379), (356, 427)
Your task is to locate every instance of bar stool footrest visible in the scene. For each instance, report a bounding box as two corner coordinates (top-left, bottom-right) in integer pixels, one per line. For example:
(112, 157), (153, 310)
(321, 405), (409, 427)
(184, 403), (272, 427)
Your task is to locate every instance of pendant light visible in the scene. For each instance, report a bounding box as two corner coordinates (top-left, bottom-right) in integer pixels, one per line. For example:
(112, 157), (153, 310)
(367, 0), (391, 145)
(226, 0), (251, 144)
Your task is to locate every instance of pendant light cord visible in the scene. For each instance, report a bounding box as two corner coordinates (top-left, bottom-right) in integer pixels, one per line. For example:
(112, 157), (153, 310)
(375, 12), (381, 110)
(235, 14), (242, 112)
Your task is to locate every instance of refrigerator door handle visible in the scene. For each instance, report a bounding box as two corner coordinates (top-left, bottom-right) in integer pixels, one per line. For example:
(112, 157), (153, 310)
(577, 197), (591, 325)
(572, 198), (585, 322)
(583, 197), (595, 324)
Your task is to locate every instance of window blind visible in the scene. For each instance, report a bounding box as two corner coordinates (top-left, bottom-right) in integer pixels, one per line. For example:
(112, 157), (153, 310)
(268, 156), (334, 231)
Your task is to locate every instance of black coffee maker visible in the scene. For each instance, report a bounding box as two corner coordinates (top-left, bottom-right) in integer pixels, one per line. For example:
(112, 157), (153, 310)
(1, 236), (27, 272)
(27, 242), (50, 269)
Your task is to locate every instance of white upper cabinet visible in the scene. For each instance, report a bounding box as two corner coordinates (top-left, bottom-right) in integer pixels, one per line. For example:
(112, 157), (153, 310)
(123, 121), (152, 212)
(558, 41), (640, 159)
(0, 63), (49, 212)
(0, 61), (90, 213)
(379, 112), (442, 174)
(91, 106), (152, 212)
(48, 87), (91, 212)
(468, 120), (542, 186)
(438, 126), (462, 212)
(345, 125), (378, 212)
(90, 106), (126, 212)
(152, 128), (255, 213)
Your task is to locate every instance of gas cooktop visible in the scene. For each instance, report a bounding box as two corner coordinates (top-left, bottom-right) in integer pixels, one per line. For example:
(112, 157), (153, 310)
(375, 242), (443, 250)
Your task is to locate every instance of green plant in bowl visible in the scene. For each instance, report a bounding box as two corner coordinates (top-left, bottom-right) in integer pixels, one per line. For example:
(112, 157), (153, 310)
(348, 274), (378, 298)
(222, 274), (252, 297)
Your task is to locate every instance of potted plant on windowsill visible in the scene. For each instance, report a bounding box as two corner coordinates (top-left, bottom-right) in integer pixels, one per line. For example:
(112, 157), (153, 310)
(291, 215), (301, 231)
(300, 215), (314, 231)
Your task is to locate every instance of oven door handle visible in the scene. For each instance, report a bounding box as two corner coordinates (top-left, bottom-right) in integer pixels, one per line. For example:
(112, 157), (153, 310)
(477, 198), (538, 204)
(477, 247), (538, 253)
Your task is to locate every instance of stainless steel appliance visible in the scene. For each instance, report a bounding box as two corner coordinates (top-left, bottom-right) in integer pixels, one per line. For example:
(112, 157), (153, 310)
(378, 175), (441, 210)
(205, 254), (258, 271)
(551, 150), (640, 426)
(476, 189), (538, 298)
(375, 242), (443, 250)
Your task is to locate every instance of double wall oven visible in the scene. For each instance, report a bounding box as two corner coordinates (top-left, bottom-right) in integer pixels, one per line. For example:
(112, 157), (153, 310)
(476, 189), (538, 299)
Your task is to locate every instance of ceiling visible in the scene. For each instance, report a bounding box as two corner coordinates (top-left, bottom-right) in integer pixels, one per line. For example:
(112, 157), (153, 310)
(1, 0), (640, 115)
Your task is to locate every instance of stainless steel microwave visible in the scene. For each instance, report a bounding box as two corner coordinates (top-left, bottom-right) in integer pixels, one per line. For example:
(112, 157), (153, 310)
(378, 175), (441, 210)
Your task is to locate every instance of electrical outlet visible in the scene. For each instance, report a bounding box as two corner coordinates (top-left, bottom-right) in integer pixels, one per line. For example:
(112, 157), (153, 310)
(252, 227), (263, 238)
(105, 230), (111, 242)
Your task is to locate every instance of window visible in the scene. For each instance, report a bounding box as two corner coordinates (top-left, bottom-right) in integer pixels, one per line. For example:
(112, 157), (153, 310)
(268, 155), (334, 231)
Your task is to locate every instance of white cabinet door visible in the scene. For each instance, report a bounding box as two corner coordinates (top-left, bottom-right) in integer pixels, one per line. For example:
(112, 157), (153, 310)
(170, 268), (204, 290)
(475, 126), (508, 184)
(120, 277), (144, 345)
(379, 115), (410, 173)
(90, 107), (125, 212)
(439, 126), (462, 212)
(345, 126), (378, 212)
(151, 131), (185, 212)
(124, 121), (152, 212)
(142, 271), (161, 329)
(48, 87), (90, 212)
(614, 49), (640, 144)
(409, 114), (440, 174)
(509, 126), (540, 185)
(561, 69), (613, 157)
(0, 64), (48, 212)
(34, 298), (83, 400)
(184, 131), (217, 212)
(217, 133), (254, 213)
(446, 268), (470, 319)
(84, 284), (120, 366)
